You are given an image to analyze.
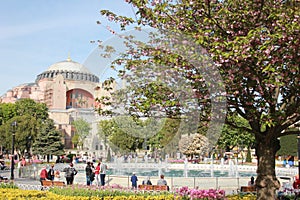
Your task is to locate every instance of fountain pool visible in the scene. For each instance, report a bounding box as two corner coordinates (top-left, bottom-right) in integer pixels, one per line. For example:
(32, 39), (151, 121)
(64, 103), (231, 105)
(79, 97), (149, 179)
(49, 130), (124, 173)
(108, 168), (257, 177)
(54, 162), (297, 179)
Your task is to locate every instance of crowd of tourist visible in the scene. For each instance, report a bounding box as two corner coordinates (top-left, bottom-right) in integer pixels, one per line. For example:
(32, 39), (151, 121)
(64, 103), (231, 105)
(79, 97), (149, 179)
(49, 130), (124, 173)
(38, 158), (170, 191)
(39, 159), (110, 187)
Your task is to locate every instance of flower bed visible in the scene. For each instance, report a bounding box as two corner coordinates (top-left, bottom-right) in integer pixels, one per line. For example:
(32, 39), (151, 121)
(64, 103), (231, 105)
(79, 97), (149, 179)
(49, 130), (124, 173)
(175, 186), (225, 199)
(0, 182), (259, 199)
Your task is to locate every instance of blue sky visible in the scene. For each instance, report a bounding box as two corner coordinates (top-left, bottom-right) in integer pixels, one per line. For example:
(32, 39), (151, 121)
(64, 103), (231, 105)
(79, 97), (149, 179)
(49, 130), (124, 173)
(0, 0), (135, 95)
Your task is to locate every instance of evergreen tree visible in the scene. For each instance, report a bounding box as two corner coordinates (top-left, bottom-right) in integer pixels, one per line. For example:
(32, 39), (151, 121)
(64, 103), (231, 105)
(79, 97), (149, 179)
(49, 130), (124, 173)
(246, 147), (252, 163)
(32, 119), (64, 162)
(277, 134), (298, 157)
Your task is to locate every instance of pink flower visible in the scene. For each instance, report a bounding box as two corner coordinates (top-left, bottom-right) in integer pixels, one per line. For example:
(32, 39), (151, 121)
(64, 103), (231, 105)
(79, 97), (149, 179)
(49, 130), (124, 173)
(175, 187), (225, 199)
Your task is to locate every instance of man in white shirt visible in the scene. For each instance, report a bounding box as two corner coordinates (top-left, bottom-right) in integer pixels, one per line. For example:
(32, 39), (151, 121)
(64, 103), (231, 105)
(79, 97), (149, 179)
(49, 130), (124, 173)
(100, 161), (108, 186)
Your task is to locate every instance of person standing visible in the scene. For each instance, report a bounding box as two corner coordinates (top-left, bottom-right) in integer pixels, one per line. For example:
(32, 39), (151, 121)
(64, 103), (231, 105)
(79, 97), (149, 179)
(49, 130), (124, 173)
(20, 157), (26, 177)
(21, 157), (26, 167)
(85, 162), (93, 186)
(95, 162), (101, 186)
(100, 161), (108, 186)
(17, 159), (22, 178)
(130, 172), (138, 189)
(90, 162), (95, 185)
(48, 164), (55, 181)
(63, 163), (78, 185)
(40, 166), (48, 185)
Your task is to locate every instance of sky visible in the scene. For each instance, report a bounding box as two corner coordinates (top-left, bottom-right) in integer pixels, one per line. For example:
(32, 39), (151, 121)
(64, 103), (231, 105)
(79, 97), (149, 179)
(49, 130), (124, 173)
(0, 0), (136, 95)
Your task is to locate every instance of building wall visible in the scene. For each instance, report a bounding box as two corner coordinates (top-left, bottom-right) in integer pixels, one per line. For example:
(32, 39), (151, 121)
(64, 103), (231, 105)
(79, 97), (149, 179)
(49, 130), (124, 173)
(52, 75), (67, 109)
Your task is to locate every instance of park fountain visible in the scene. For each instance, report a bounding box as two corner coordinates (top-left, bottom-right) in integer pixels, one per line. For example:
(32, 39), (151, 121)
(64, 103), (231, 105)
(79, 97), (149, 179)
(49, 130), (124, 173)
(228, 159), (235, 177)
(183, 158), (188, 177)
(234, 158), (239, 177)
(220, 157), (224, 166)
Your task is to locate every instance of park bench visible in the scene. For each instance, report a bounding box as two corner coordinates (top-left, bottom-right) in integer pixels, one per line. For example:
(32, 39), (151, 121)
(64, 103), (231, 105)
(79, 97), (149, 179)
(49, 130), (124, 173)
(240, 186), (256, 194)
(42, 180), (65, 187)
(138, 185), (168, 191)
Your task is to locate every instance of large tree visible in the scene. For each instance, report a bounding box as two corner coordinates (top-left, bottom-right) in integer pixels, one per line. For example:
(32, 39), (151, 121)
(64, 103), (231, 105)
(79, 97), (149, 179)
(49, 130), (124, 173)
(72, 118), (91, 149)
(99, 118), (141, 154)
(217, 114), (255, 152)
(0, 103), (16, 125)
(0, 99), (49, 156)
(15, 99), (48, 121)
(99, 0), (300, 199)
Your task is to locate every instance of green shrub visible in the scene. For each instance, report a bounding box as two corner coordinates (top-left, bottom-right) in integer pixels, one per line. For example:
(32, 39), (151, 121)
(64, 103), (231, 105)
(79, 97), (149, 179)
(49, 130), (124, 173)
(49, 186), (150, 198)
(0, 182), (18, 189)
(246, 148), (252, 163)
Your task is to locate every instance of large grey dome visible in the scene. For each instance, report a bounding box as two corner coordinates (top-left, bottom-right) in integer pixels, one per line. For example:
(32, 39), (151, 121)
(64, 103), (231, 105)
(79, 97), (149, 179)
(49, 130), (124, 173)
(47, 58), (91, 74)
(36, 57), (99, 83)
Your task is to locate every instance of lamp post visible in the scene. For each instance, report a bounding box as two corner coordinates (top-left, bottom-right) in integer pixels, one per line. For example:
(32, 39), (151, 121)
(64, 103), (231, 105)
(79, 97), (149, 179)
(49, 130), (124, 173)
(297, 134), (300, 176)
(11, 121), (17, 180)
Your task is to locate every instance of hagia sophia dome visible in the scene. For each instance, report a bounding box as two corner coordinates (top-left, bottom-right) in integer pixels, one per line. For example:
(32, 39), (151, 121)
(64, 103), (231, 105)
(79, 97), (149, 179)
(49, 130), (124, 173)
(48, 60), (90, 73)
(36, 57), (99, 83)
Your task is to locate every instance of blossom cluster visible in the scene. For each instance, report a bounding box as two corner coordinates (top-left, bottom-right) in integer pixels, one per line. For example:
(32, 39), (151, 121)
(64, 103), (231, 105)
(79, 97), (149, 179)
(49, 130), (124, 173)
(175, 186), (225, 200)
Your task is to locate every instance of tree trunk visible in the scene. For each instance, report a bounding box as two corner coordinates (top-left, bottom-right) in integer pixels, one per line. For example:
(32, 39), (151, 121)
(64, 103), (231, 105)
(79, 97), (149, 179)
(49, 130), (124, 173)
(255, 136), (281, 200)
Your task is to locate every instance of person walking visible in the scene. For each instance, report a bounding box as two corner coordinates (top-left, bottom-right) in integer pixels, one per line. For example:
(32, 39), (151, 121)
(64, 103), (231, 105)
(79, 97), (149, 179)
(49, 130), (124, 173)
(63, 163), (78, 185)
(130, 172), (138, 189)
(99, 161), (108, 186)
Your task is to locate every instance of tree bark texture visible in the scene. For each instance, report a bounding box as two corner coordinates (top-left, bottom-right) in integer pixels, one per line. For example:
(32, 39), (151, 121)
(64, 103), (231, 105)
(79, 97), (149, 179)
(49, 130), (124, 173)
(255, 135), (281, 200)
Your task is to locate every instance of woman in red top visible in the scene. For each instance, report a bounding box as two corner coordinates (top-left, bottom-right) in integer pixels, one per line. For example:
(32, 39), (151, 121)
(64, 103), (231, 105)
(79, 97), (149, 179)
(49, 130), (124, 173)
(95, 162), (101, 186)
(21, 157), (26, 166)
(40, 166), (48, 185)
